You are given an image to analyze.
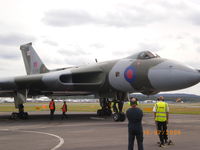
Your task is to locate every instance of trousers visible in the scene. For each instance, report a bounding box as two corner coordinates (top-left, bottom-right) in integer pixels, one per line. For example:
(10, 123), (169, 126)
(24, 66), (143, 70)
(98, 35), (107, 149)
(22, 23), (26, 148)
(156, 121), (168, 144)
(61, 112), (68, 119)
(50, 109), (55, 119)
(128, 128), (143, 150)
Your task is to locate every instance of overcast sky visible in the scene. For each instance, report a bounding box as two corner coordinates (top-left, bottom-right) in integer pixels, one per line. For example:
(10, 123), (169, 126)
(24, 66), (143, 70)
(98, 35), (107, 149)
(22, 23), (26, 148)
(1, 0), (200, 94)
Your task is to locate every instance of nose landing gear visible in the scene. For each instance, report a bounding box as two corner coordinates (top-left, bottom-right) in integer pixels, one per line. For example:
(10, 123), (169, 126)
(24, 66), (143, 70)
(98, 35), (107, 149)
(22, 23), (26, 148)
(112, 100), (126, 122)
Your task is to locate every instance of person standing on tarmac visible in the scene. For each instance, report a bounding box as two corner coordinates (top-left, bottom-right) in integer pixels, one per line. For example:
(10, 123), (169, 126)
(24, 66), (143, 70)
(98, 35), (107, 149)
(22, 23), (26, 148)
(153, 96), (169, 147)
(49, 99), (55, 120)
(126, 97), (144, 150)
(61, 101), (68, 120)
(127, 98), (139, 106)
(135, 98), (139, 105)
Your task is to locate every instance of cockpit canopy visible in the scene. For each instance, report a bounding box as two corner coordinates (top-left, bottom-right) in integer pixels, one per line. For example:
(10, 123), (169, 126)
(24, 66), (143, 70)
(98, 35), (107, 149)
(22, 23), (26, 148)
(127, 51), (160, 60)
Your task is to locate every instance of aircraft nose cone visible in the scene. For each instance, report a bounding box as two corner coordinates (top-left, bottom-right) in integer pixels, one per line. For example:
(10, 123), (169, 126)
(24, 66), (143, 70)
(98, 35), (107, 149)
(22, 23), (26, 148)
(148, 60), (200, 91)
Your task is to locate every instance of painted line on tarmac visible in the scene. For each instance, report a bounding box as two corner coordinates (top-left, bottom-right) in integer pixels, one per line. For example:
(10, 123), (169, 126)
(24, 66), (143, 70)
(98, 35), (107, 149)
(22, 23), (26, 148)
(0, 129), (64, 150)
(0, 129), (9, 131)
(90, 117), (105, 120)
(21, 130), (64, 150)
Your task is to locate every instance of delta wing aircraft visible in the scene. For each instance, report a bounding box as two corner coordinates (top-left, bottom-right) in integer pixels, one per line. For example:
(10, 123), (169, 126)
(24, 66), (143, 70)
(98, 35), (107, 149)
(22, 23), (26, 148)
(0, 43), (200, 121)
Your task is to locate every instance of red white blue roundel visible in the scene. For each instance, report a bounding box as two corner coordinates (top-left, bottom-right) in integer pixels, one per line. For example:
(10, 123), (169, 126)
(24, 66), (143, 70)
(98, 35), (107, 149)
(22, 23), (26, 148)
(124, 66), (136, 83)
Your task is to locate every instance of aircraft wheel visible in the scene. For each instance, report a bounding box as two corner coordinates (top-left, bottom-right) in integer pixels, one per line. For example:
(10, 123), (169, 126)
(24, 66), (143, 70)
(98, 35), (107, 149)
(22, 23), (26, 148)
(113, 113), (126, 122)
(119, 112), (126, 122)
(10, 112), (18, 120)
(23, 112), (29, 120)
(113, 113), (120, 121)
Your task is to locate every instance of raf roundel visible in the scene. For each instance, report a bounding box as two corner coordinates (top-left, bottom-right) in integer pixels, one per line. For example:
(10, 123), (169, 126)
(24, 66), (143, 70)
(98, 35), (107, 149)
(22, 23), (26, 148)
(124, 66), (136, 83)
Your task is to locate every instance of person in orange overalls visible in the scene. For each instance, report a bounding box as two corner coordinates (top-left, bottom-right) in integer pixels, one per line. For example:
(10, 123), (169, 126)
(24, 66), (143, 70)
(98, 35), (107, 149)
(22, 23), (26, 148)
(61, 101), (68, 120)
(49, 99), (55, 120)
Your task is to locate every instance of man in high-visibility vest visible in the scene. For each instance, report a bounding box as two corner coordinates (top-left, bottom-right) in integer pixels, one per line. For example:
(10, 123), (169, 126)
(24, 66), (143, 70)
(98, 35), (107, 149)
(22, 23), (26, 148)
(61, 101), (68, 120)
(153, 96), (169, 147)
(49, 99), (55, 120)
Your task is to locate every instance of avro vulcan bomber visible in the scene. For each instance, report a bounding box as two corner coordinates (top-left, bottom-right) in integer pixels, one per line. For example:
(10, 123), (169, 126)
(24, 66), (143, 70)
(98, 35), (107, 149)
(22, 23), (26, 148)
(0, 43), (199, 121)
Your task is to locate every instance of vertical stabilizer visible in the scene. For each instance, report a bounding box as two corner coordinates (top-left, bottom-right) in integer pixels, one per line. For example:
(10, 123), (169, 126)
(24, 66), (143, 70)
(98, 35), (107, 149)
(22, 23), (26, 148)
(20, 43), (49, 75)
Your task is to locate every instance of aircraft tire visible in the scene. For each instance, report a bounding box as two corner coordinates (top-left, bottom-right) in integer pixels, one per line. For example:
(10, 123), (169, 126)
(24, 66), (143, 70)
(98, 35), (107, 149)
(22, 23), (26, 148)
(10, 112), (18, 120)
(113, 113), (120, 121)
(23, 112), (29, 120)
(119, 112), (126, 122)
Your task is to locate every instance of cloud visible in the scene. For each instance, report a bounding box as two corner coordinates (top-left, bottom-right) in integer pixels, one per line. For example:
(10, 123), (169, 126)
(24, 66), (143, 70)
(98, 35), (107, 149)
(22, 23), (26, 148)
(43, 53), (92, 67)
(0, 58), (25, 77)
(43, 40), (58, 46)
(0, 46), (24, 77)
(42, 6), (166, 28)
(90, 43), (104, 49)
(42, 10), (94, 27)
(158, 1), (200, 27)
(112, 42), (163, 58)
(0, 52), (20, 59)
(112, 50), (133, 57)
(42, 1), (200, 28)
(58, 48), (89, 56)
(0, 46), (21, 60)
(63, 56), (89, 66)
(0, 33), (35, 61)
(188, 12), (200, 26)
(193, 37), (200, 44)
(136, 42), (163, 52)
(0, 33), (35, 46)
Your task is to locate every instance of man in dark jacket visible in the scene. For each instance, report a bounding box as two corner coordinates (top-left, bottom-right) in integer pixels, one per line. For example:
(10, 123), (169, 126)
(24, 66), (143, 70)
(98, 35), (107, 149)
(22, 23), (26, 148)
(126, 97), (144, 150)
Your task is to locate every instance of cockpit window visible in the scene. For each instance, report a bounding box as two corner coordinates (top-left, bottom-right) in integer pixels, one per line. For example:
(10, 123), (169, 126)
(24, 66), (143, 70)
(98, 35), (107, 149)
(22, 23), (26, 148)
(127, 51), (160, 59)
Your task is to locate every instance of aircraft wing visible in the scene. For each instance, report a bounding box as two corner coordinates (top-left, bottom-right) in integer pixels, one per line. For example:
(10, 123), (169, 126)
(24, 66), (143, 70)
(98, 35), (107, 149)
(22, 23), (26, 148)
(0, 90), (15, 97)
(0, 66), (106, 97)
(0, 89), (92, 98)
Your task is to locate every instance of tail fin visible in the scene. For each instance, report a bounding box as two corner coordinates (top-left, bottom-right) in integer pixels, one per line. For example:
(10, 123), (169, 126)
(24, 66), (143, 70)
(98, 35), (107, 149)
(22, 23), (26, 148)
(20, 43), (49, 75)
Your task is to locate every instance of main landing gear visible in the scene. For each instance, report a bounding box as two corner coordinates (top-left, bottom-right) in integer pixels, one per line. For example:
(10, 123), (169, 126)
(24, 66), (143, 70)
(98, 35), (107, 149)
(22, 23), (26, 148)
(112, 92), (127, 122)
(10, 90), (29, 120)
(10, 104), (29, 120)
(97, 92), (127, 122)
(97, 98), (112, 116)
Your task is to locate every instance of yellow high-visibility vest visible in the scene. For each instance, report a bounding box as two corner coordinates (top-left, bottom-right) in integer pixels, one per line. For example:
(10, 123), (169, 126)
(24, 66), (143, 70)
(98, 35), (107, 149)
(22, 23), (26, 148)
(155, 101), (168, 122)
